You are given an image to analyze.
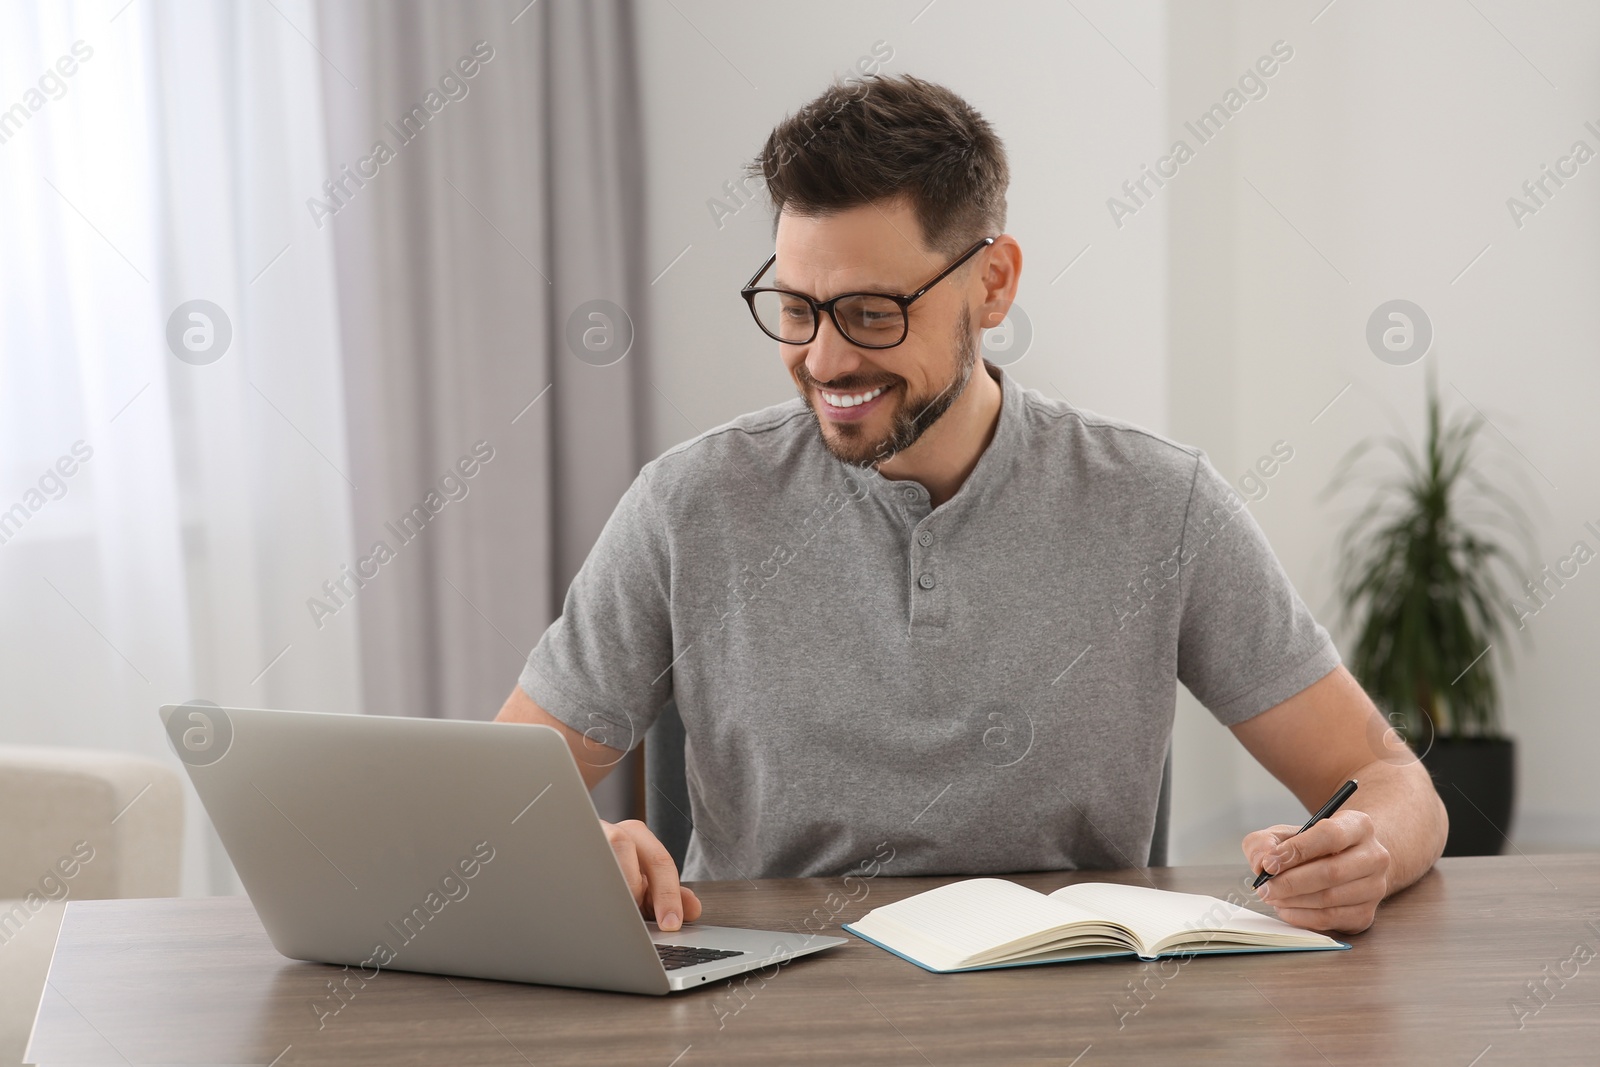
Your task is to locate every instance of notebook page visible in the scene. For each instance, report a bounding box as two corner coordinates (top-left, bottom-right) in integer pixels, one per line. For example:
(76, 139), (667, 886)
(1163, 906), (1345, 951)
(852, 878), (1112, 961)
(1048, 882), (1340, 954)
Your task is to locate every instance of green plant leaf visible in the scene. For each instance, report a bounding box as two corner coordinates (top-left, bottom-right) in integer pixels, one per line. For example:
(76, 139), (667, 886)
(1328, 370), (1534, 740)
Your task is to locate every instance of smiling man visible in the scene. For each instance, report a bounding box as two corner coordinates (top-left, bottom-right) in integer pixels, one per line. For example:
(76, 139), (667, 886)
(497, 74), (1447, 937)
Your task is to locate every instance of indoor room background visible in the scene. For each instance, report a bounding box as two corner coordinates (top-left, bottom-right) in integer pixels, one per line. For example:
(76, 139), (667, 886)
(3, 0), (1597, 901)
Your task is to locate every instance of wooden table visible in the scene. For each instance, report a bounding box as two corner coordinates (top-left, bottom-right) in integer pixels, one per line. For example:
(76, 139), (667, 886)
(25, 855), (1600, 1065)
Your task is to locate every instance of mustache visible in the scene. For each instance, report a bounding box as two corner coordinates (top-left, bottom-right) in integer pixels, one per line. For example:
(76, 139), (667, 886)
(794, 367), (899, 393)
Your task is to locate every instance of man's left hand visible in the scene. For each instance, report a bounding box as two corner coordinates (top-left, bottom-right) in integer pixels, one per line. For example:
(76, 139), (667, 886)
(1241, 809), (1392, 934)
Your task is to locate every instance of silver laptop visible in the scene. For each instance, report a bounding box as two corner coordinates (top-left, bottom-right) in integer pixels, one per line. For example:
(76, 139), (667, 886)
(158, 704), (846, 994)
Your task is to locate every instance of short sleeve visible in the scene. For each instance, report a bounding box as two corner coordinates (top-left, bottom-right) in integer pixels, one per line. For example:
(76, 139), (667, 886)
(518, 469), (675, 753)
(1175, 452), (1341, 725)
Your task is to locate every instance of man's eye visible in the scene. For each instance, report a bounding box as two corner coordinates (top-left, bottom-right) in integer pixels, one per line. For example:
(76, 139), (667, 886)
(848, 311), (898, 331)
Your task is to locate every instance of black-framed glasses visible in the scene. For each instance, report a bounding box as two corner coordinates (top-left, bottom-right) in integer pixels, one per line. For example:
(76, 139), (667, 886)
(740, 236), (996, 349)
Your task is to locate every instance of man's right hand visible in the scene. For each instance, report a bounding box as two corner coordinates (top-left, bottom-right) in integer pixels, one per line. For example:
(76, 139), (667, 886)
(602, 819), (702, 931)
(495, 689), (702, 930)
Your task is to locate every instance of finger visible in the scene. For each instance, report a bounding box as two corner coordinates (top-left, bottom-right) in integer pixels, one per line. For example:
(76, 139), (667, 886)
(1256, 843), (1385, 902)
(679, 885), (704, 923)
(1259, 870), (1386, 911)
(624, 821), (688, 931)
(1241, 825), (1303, 871)
(1269, 902), (1378, 935)
(604, 824), (646, 908)
(1268, 810), (1372, 873)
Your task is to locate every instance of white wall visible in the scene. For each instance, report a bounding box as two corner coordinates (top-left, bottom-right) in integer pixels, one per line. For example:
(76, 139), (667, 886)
(1168, 0), (1600, 857)
(636, 0), (1170, 446)
(637, 0), (1599, 860)
(1212, 0), (1600, 851)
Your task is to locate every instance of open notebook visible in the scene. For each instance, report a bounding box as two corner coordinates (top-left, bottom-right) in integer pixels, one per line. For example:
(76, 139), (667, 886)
(843, 878), (1349, 973)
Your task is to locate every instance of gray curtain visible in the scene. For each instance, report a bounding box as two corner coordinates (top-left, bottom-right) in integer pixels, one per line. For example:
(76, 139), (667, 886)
(315, 0), (650, 819)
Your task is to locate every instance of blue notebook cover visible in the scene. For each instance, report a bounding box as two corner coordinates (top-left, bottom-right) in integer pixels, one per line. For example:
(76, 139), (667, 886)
(842, 922), (1351, 974)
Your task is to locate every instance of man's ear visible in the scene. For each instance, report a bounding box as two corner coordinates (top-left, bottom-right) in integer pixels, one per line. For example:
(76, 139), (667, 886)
(976, 234), (1022, 327)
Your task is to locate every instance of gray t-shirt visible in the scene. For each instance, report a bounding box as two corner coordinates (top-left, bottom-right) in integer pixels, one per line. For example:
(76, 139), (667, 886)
(520, 363), (1339, 880)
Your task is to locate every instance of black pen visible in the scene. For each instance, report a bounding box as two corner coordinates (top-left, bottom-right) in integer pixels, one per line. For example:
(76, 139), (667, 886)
(1252, 779), (1359, 889)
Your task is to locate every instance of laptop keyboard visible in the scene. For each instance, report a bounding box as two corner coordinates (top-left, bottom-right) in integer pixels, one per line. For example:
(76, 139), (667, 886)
(655, 943), (747, 971)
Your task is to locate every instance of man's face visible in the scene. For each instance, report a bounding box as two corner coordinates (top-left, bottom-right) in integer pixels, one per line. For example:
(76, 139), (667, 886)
(772, 200), (981, 467)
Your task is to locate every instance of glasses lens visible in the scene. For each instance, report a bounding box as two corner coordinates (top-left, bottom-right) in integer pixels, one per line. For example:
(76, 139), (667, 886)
(751, 290), (816, 343)
(835, 295), (906, 347)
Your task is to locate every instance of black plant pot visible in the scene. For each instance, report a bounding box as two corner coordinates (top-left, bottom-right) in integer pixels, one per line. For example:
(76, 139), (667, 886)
(1418, 737), (1516, 857)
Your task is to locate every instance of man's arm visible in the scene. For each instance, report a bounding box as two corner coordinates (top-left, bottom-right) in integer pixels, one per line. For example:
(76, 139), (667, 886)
(496, 684), (625, 791)
(1228, 664), (1448, 934)
(495, 686), (701, 930)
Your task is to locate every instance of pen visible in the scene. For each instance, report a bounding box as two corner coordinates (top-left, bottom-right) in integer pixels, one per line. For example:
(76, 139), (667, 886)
(1252, 778), (1359, 889)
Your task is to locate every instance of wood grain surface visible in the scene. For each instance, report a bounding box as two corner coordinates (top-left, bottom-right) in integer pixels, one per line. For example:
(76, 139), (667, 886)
(24, 855), (1600, 1065)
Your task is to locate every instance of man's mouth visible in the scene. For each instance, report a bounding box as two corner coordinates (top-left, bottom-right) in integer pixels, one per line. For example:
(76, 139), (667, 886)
(816, 384), (890, 422)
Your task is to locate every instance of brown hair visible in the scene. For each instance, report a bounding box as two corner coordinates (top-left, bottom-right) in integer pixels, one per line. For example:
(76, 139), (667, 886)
(749, 74), (1009, 256)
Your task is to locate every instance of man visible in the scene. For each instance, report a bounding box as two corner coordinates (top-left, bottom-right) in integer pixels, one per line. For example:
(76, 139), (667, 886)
(498, 74), (1446, 937)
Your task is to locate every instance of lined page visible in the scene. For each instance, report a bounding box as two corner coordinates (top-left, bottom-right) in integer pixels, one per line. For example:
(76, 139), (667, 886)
(850, 878), (1112, 963)
(1049, 882), (1342, 954)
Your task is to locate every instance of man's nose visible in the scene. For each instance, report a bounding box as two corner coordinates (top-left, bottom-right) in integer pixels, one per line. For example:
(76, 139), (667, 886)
(803, 311), (864, 385)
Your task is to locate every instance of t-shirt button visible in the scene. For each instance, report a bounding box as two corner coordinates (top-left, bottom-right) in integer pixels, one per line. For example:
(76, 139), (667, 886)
(918, 573), (935, 590)
(902, 486), (919, 500)
(917, 531), (934, 547)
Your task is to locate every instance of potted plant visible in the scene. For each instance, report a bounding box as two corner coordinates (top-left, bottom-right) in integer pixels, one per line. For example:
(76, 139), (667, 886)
(1327, 366), (1533, 856)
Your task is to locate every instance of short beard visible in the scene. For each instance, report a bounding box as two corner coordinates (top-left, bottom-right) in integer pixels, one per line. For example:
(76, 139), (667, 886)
(802, 306), (978, 469)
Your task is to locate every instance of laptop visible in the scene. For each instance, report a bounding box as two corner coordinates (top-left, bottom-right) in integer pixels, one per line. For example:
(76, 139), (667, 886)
(158, 704), (846, 995)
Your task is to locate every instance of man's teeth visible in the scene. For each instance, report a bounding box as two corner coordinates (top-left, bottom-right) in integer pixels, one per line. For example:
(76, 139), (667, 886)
(822, 385), (886, 408)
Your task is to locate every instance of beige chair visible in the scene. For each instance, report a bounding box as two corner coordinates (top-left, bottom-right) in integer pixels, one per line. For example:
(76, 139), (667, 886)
(0, 746), (183, 1066)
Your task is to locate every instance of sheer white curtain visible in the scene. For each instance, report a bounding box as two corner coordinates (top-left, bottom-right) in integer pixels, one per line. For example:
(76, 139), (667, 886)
(0, 0), (361, 894)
